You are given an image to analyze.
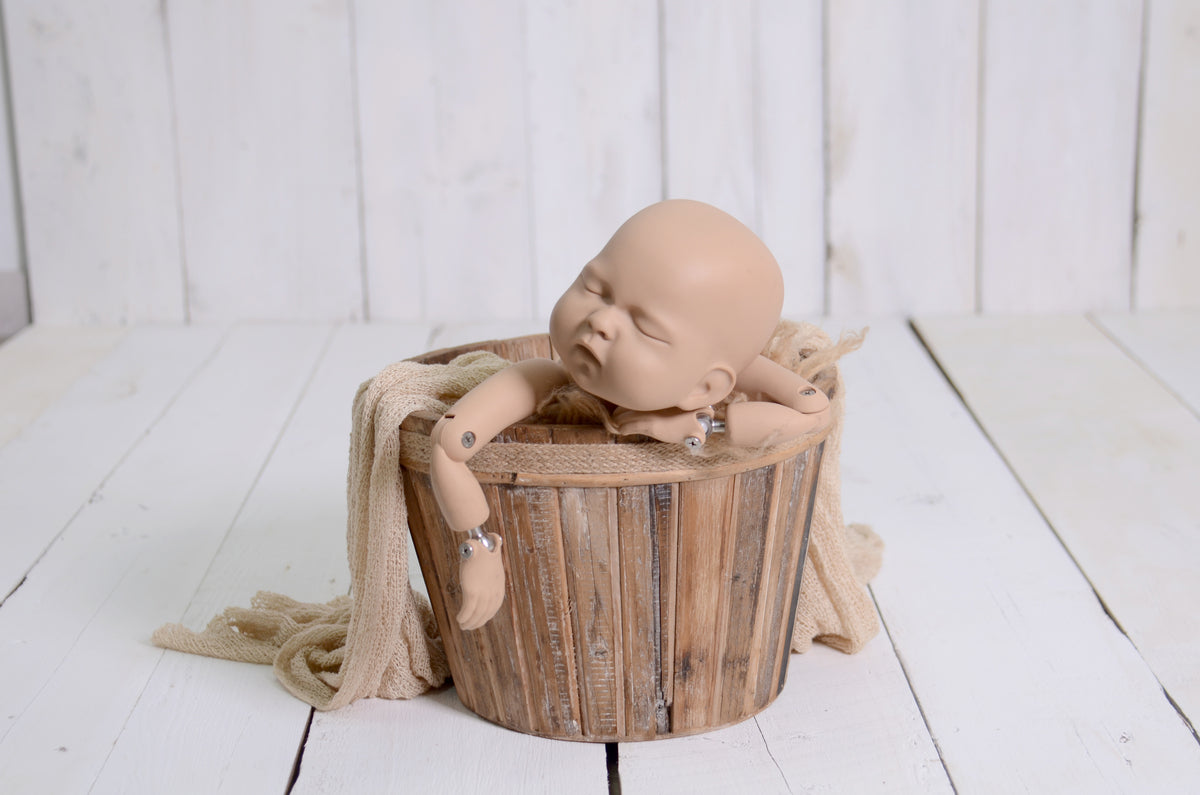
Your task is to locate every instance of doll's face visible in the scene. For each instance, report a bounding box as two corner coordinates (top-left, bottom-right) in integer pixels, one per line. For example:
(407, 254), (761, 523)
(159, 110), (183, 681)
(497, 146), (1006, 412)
(549, 242), (735, 412)
(549, 199), (785, 412)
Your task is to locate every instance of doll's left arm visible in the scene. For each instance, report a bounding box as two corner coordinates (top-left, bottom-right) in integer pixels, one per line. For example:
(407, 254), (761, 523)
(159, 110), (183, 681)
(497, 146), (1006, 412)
(735, 355), (829, 414)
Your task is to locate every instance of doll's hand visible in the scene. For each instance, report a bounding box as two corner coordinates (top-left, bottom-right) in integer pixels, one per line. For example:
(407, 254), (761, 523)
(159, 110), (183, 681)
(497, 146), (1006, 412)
(613, 407), (709, 446)
(456, 533), (504, 630)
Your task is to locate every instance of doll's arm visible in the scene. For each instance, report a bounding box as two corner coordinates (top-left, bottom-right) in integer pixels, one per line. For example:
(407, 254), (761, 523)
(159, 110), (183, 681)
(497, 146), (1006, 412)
(430, 357), (569, 630)
(430, 357), (570, 529)
(715, 355), (830, 449)
(613, 355), (831, 448)
(736, 354), (829, 413)
(720, 355), (831, 446)
(612, 406), (708, 446)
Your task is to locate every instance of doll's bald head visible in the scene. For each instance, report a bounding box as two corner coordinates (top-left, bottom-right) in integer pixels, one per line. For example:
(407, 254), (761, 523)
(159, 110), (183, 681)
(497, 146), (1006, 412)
(604, 200), (783, 370)
(550, 200), (785, 412)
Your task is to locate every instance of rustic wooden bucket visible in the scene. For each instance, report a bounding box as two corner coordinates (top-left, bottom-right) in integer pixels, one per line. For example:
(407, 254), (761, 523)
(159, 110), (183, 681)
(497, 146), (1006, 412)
(399, 335), (829, 742)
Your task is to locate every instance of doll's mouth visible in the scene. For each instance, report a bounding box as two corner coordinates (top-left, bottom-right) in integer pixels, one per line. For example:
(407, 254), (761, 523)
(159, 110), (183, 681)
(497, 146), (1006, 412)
(573, 341), (601, 371)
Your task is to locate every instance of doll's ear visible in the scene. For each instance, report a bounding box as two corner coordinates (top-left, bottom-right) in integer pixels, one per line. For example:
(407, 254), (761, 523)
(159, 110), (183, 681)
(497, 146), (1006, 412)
(677, 365), (736, 411)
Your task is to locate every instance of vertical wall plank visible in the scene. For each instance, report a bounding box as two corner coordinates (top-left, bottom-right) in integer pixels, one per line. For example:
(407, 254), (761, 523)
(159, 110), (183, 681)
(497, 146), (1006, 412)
(827, 0), (978, 314)
(6, 0), (183, 323)
(170, 0), (362, 321)
(1134, 0), (1200, 309)
(661, 1), (756, 225)
(756, 0), (825, 316)
(358, 0), (533, 322)
(525, 0), (662, 317)
(351, 0), (433, 320)
(979, 0), (1143, 312)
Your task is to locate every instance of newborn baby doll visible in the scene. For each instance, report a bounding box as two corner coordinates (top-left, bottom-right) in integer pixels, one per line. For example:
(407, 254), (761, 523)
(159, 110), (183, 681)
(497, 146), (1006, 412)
(430, 199), (831, 629)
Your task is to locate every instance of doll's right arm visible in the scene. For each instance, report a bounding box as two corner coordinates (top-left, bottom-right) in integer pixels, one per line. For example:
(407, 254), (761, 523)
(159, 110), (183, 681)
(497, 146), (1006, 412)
(429, 357), (570, 531)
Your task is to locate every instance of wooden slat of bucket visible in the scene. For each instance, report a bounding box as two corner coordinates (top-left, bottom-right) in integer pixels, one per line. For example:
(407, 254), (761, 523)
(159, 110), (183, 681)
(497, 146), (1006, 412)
(754, 453), (805, 706)
(759, 444), (824, 702)
(652, 483), (679, 730)
(401, 471), (494, 721)
(776, 443), (825, 693)
(716, 465), (778, 725)
(404, 473), (534, 731)
(740, 461), (786, 716)
(559, 488), (623, 739)
(475, 483), (543, 731)
(670, 476), (737, 733)
(615, 486), (665, 740)
(499, 485), (583, 738)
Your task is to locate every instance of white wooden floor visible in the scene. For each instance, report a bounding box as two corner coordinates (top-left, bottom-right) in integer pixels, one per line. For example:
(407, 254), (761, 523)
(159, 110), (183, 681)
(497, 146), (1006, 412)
(1, 313), (1197, 794)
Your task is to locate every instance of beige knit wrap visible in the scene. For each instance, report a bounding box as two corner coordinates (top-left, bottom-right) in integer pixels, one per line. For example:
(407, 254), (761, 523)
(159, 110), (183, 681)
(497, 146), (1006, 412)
(152, 322), (881, 709)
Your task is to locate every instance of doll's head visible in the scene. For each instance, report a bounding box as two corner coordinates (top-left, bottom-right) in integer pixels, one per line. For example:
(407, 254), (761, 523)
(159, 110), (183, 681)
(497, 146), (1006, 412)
(549, 199), (783, 412)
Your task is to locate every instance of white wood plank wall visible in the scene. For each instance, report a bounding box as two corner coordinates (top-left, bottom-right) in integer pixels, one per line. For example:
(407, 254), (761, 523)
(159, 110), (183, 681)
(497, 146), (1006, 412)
(1, 0), (1196, 325)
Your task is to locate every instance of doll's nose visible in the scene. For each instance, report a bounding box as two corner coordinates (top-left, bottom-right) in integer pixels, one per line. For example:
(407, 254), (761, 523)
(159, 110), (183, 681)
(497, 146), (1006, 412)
(587, 305), (618, 340)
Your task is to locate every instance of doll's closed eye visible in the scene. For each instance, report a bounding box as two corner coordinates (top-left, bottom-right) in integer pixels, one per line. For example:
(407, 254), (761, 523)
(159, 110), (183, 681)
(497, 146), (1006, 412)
(631, 309), (670, 344)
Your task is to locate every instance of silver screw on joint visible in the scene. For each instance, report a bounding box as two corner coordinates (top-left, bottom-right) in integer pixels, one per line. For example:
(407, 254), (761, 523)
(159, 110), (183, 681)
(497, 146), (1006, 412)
(468, 526), (495, 552)
(801, 388), (817, 396)
(459, 542), (474, 559)
(461, 431), (476, 449)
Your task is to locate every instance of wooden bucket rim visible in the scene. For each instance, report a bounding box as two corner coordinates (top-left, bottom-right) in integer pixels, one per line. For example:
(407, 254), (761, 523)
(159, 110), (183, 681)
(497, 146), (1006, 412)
(400, 334), (831, 487)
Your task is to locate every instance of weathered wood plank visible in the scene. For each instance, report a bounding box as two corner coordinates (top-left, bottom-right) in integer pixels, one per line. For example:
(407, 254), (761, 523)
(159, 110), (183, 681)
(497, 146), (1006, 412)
(169, 1), (363, 321)
(525, 0), (662, 317)
(671, 476), (735, 733)
(716, 467), (773, 724)
(1134, 0), (1200, 309)
(0, 326), (223, 599)
(615, 485), (666, 738)
(1093, 311), (1200, 414)
(88, 323), (430, 795)
(6, 0), (184, 323)
(866, 316), (1200, 789)
(978, 0), (1143, 311)
(914, 314), (1200, 738)
(499, 485), (582, 737)
(0, 325), (329, 794)
(559, 488), (622, 738)
(827, 0), (978, 313)
(0, 325), (126, 449)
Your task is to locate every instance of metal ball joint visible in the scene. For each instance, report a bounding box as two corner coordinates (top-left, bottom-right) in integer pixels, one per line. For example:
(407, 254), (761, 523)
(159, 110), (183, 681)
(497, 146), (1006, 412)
(684, 411), (723, 450)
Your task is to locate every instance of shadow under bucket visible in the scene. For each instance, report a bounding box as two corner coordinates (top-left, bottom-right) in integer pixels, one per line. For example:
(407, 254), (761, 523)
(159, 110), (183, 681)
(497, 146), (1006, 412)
(399, 334), (828, 742)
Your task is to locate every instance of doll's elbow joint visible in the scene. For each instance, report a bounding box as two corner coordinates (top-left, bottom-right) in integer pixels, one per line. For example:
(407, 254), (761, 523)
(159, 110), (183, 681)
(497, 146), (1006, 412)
(433, 414), (479, 463)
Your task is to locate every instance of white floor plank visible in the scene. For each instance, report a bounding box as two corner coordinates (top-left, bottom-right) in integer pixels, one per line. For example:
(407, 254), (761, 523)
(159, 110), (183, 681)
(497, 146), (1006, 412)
(914, 315), (1200, 733)
(0, 324), (330, 794)
(620, 638), (951, 794)
(88, 323), (431, 795)
(1093, 311), (1200, 415)
(0, 325), (127, 448)
(862, 318), (1200, 792)
(292, 688), (608, 795)
(287, 323), (608, 793)
(0, 325), (225, 598)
